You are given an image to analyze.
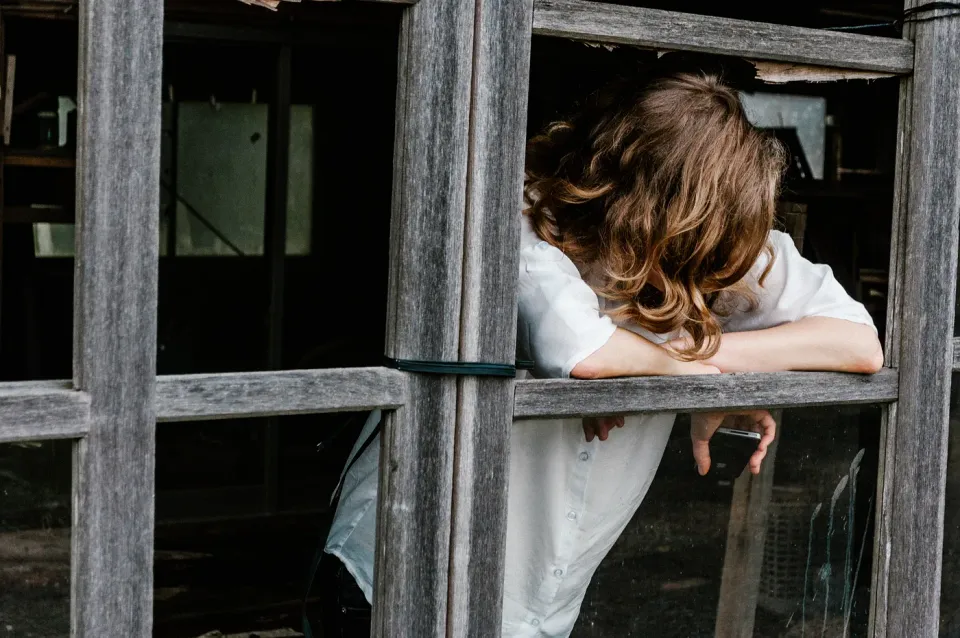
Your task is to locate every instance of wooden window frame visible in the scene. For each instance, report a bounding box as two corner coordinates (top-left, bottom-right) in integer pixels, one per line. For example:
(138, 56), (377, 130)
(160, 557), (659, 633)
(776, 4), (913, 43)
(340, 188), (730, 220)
(0, 0), (957, 635)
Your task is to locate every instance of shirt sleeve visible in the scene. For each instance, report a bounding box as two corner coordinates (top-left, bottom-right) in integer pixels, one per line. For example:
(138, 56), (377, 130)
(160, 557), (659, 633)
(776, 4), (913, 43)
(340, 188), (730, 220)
(721, 230), (877, 333)
(517, 239), (617, 379)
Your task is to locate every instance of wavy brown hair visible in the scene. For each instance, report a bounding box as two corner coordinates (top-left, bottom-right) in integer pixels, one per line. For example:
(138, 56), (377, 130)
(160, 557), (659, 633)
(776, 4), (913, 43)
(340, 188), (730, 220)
(524, 67), (786, 360)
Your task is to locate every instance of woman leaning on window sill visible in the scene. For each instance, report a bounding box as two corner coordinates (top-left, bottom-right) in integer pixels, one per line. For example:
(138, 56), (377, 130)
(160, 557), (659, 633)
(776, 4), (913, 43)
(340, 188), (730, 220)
(319, 51), (883, 638)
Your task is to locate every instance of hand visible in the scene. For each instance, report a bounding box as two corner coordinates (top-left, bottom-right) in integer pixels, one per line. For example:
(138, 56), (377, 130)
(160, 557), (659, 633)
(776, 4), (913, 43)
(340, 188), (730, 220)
(690, 410), (776, 476)
(582, 415), (624, 442)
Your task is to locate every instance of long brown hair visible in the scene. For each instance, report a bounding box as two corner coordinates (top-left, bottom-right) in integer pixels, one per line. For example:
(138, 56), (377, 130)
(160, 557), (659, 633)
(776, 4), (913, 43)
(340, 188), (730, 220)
(524, 62), (786, 360)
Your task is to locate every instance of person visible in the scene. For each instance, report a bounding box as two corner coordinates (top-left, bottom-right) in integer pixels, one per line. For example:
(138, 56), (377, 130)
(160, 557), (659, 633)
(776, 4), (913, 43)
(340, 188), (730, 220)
(318, 54), (883, 637)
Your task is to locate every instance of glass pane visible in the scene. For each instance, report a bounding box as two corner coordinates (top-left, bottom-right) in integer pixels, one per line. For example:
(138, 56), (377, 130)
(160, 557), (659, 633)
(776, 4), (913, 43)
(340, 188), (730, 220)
(33, 223), (75, 258)
(172, 103), (313, 257)
(941, 374), (960, 634)
(286, 105), (314, 257)
(572, 405), (880, 638)
(154, 412), (366, 636)
(175, 102), (268, 256)
(0, 440), (71, 637)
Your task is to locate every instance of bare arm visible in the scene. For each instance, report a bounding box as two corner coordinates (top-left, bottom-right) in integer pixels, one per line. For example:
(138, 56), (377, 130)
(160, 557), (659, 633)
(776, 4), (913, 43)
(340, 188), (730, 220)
(570, 327), (720, 379)
(689, 317), (883, 374)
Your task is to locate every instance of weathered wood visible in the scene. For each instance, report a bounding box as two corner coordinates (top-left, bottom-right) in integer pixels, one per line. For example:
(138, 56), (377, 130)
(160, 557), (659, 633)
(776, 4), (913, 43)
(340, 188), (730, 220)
(70, 0), (163, 634)
(263, 43), (292, 514)
(0, 381), (90, 443)
(445, 0), (532, 633)
(2, 54), (13, 145)
(715, 411), (782, 638)
(869, 58), (914, 638)
(532, 0), (914, 74)
(751, 61), (895, 84)
(155, 367), (407, 422)
(513, 369), (898, 420)
(952, 337), (960, 371)
(372, 0), (474, 634)
(879, 2), (960, 634)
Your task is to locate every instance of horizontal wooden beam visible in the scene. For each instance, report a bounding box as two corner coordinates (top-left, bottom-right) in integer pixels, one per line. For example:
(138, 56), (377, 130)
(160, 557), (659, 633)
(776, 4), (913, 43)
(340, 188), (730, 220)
(532, 0), (914, 74)
(513, 368), (899, 419)
(0, 381), (90, 443)
(155, 366), (407, 422)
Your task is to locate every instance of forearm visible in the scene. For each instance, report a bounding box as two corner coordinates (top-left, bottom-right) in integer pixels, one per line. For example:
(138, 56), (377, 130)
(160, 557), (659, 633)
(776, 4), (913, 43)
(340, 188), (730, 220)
(571, 328), (718, 379)
(702, 316), (883, 374)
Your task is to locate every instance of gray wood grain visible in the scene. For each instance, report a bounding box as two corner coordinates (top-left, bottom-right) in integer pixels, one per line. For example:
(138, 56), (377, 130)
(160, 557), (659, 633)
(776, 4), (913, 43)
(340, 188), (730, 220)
(70, 0), (163, 634)
(446, 0), (532, 632)
(373, 0), (475, 634)
(513, 369), (898, 420)
(879, 3), (960, 634)
(532, 0), (914, 74)
(952, 337), (960, 371)
(155, 367), (407, 421)
(870, 66), (914, 638)
(0, 382), (90, 443)
(715, 411), (782, 638)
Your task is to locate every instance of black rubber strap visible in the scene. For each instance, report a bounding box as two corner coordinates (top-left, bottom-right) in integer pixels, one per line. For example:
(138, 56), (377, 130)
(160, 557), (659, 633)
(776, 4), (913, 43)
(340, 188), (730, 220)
(385, 357), (533, 377)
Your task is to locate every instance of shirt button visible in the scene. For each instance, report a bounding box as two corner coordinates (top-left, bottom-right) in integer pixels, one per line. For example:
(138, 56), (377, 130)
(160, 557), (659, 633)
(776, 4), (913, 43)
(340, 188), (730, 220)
(567, 511), (578, 520)
(554, 568), (564, 578)
(579, 452), (589, 461)
(531, 619), (540, 627)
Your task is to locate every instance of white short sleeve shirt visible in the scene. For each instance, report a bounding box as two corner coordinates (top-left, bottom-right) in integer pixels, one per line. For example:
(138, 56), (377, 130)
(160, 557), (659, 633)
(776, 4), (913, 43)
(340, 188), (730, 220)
(324, 214), (876, 637)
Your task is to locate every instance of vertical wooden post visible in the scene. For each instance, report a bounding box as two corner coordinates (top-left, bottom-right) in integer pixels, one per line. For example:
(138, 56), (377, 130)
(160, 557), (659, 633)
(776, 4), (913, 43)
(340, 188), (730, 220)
(373, 0), (475, 634)
(263, 43), (292, 514)
(447, 0), (532, 633)
(70, 0), (163, 634)
(869, 52), (913, 638)
(875, 3), (960, 635)
(715, 412), (782, 638)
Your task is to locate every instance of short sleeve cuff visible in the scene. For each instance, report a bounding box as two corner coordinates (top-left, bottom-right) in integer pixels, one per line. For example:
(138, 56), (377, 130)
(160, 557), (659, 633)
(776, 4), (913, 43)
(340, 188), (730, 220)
(559, 321), (618, 378)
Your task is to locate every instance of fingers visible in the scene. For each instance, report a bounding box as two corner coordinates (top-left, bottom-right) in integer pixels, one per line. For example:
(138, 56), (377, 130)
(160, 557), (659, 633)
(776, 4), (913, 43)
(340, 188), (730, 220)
(692, 438), (711, 476)
(582, 416), (624, 442)
(748, 411), (777, 475)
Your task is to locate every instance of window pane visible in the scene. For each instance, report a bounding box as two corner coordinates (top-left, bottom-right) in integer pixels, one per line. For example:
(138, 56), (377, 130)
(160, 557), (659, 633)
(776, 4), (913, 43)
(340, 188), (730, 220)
(33, 223), (75, 258)
(154, 412), (366, 635)
(941, 374), (960, 634)
(572, 405), (880, 638)
(172, 103), (313, 257)
(0, 441), (71, 638)
(175, 102), (268, 256)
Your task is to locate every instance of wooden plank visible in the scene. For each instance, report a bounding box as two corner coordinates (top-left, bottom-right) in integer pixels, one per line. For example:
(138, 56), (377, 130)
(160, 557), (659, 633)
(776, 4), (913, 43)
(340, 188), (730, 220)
(0, 381), (90, 443)
(2, 151), (75, 168)
(715, 411), (782, 638)
(869, 58), (914, 638)
(70, 0), (163, 633)
(532, 0), (914, 74)
(372, 0), (474, 634)
(2, 54), (13, 145)
(445, 0), (532, 633)
(752, 61), (895, 84)
(155, 367), (407, 422)
(513, 369), (899, 420)
(3, 205), (74, 224)
(879, 2), (960, 634)
(262, 43), (292, 514)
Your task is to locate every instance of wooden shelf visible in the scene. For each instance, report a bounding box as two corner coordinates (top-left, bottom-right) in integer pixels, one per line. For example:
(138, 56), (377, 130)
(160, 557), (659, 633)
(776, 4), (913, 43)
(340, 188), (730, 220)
(3, 149), (75, 168)
(3, 205), (73, 223)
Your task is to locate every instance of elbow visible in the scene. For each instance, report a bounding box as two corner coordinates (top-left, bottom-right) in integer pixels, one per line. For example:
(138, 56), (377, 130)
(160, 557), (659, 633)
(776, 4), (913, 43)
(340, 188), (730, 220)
(850, 337), (884, 374)
(570, 360), (603, 380)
